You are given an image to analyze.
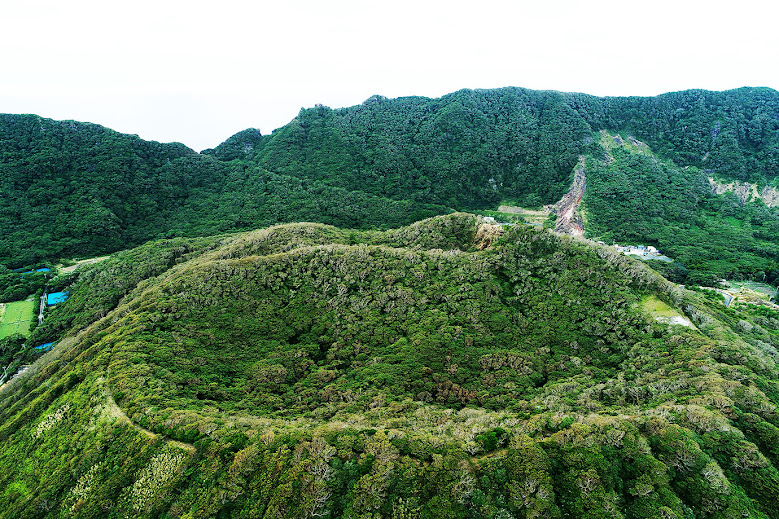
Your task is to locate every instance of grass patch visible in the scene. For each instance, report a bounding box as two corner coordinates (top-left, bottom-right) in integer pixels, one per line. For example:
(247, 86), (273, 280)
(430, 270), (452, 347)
(57, 254), (111, 274)
(494, 205), (550, 225)
(640, 295), (681, 319)
(723, 216), (743, 228)
(640, 295), (697, 329)
(0, 299), (36, 338)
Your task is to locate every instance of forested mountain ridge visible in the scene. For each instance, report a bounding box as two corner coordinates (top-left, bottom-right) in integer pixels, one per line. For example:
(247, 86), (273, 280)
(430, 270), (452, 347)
(4, 86), (779, 283)
(227, 86), (779, 284)
(3, 214), (779, 517)
(0, 114), (202, 266)
(0, 114), (447, 268)
(232, 86), (779, 207)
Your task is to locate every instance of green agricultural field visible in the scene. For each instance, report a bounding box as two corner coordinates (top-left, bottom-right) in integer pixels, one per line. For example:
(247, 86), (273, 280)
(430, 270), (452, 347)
(0, 299), (35, 338)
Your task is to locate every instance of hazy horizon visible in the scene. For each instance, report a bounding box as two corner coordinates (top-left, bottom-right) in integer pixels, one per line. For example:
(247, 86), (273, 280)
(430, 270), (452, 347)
(3, 0), (777, 151)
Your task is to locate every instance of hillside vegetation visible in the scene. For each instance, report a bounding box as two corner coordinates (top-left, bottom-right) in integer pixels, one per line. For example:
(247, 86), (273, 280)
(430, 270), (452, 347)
(3, 86), (779, 285)
(584, 131), (779, 284)
(3, 215), (779, 518)
(0, 115), (446, 268)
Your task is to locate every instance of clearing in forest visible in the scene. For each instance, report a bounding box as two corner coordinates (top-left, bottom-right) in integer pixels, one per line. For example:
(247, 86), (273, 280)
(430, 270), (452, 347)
(0, 299), (36, 338)
(58, 255), (110, 274)
(724, 281), (777, 301)
(496, 205), (550, 225)
(640, 295), (696, 329)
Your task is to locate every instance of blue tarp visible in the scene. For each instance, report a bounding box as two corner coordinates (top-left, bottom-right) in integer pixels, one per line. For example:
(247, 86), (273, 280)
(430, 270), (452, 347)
(47, 291), (69, 305)
(34, 342), (55, 351)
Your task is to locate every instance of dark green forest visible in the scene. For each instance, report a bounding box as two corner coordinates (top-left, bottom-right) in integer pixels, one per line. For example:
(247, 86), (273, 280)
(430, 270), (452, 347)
(3, 215), (779, 518)
(0, 115), (447, 268)
(3, 86), (779, 284)
(584, 131), (779, 285)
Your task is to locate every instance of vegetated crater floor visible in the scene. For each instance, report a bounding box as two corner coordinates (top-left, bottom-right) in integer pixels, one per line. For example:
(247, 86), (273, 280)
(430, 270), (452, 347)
(3, 214), (779, 518)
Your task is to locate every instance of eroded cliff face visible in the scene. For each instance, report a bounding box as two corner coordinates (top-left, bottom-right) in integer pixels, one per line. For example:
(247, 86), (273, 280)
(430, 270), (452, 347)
(708, 177), (779, 207)
(550, 156), (586, 236)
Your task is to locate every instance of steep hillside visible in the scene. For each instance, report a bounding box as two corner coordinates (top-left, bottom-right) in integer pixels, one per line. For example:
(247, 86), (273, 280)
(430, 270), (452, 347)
(239, 87), (779, 206)
(0, 115), (199, 266)
(708, 177), (779, 208)
(583, 131), (779, 285)
(3, 215), (779, 518)
(3, 86), (779, 282)
(241, 91), (594, 209)
(600, 87), (779, 182)
(0, 115), (448, 269)
(201, 86), (779, 285)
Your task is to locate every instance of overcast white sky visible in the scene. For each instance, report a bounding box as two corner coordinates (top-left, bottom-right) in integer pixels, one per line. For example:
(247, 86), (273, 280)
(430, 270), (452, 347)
(2, 0), (777, 151)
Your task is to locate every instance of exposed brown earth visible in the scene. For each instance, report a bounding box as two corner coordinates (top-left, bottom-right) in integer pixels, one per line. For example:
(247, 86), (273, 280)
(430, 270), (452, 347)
(549, 156), (586, 237)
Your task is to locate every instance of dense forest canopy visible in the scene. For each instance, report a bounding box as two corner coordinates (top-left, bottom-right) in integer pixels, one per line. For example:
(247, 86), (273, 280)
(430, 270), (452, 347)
(584, 131), (779, 285)
(236, 87), (779, 205)
(3, 215), (779, 517)
(3, 86), (779, 284)
(0, 114), (447, 268)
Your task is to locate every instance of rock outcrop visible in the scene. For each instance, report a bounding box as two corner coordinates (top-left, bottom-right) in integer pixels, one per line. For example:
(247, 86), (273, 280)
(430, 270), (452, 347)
(708, 177), (779, 207)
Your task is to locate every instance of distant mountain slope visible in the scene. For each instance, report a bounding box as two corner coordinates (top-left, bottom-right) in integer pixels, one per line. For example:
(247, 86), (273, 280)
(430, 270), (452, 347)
(242, 90), (596, 208)
(237, 87), (779, 208)
(3, 215), (779, 517)
(601, 87), (779, 181)
(583, 131), (779, 285)
(2, 86), (779, 282)
(0, 115), (447, 268)
(230, 87), (779, 284)
(0, 114), (203, 266)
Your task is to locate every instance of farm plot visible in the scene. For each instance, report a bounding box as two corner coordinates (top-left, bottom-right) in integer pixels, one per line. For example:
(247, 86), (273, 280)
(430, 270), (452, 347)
(0, 299), (35, 338)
